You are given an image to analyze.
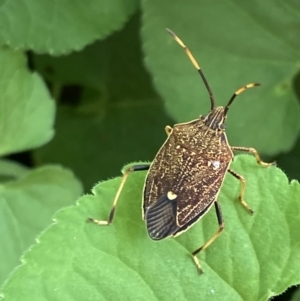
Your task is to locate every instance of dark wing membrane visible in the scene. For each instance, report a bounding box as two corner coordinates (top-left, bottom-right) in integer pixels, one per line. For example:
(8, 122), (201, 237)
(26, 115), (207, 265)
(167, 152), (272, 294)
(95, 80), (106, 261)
(145, 194), (178, 240)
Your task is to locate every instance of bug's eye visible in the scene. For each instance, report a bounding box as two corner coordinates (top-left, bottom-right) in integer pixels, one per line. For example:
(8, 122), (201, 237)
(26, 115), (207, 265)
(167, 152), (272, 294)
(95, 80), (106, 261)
(220, 124), (226, 130)
(200, 114), (206, 120)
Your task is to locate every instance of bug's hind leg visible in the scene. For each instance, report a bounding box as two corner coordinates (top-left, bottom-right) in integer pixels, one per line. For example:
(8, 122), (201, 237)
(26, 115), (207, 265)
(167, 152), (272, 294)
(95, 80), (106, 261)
(87, 164), (150, 225)
(228, 169), (253, 214)
(192, 201), (224, 274)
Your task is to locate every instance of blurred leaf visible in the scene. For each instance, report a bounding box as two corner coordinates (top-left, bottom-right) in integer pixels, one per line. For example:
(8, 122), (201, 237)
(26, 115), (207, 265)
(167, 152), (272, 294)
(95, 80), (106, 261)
(292, 288), (300, 301)
(276, 153), (300, 182)
(276, 134), (300, 181)
(34, 13), (172, 191)
(1, 155), (299, 300)
(0, 165), (83, 287)
(35, 99), (171, 191)
(0, 159), (29, 182)
(141, 0), (300, 155)
(34, 41), (109, 89)
(105, 14), (157, 101)
(0, 47), (55, 156)
(0, 0), (138, 54)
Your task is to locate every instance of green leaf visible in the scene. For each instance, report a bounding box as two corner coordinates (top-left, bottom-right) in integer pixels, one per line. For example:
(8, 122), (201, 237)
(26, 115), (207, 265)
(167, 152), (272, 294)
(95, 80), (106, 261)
(0, 165), (83, 287)
(0, 159), (29, 182)
(0, 47), (55, 156)
(1, 155), (299, 300)
(0, 0), (138, 54)
(141, 0), (300, 155)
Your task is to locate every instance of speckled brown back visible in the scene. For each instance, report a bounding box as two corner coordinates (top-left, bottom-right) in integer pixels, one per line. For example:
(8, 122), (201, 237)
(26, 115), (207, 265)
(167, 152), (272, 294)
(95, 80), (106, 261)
(143, 115), (233, 239)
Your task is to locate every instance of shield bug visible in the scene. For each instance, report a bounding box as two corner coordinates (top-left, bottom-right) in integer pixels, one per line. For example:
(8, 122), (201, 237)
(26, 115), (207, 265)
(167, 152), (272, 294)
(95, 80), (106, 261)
(88, 28), (273, 273)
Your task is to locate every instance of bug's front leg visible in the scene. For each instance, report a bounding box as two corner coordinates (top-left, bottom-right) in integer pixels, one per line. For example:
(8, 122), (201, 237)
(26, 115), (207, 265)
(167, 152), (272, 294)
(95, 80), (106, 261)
(192, 201), (224, 274)
(231, 146), (275, 167)
(227, 169), (253, 214)
(87, 164), (151, 225)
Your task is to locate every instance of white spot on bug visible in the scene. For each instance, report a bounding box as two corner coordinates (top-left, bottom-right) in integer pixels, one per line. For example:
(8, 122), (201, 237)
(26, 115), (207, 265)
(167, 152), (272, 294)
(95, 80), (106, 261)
(176, 145), (180, 149)
(212, 161), (220, 170)
(167, 191), (177, 200)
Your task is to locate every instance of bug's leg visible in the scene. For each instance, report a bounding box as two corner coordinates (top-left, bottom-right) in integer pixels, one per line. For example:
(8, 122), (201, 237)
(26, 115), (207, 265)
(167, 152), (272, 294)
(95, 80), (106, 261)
(87, 164), (151, 225)
(165, 125), (173, 136)
(166, 28), (215, 110)
(192, 201), (224, 274)
(227, 169), (253, 214)
(231, 146), (275, 167)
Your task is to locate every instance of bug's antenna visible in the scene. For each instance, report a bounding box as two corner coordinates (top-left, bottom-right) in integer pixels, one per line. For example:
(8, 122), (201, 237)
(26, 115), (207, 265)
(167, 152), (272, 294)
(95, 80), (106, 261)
(166, 28), (215, 110)
(224, 83), (260, 116)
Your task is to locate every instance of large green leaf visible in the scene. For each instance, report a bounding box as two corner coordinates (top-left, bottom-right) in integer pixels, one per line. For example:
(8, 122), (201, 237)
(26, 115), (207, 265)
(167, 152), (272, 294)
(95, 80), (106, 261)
(0, 164), (83, 287)
(1, 155), (299, 300)
(0, 47), (55, 156)
(0, 0), (138, 54)
(141, 0), (300, 155)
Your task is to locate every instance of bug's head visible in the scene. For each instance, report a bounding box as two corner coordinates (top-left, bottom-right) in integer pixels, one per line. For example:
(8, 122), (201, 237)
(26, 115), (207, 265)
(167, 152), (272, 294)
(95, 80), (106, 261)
(200, 83), (260, 131)
(200, 107), (226, 131)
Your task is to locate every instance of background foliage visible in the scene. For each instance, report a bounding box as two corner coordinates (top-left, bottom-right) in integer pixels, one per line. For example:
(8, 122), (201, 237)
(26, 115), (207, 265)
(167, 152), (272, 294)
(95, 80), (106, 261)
(0, 1), (300, 300)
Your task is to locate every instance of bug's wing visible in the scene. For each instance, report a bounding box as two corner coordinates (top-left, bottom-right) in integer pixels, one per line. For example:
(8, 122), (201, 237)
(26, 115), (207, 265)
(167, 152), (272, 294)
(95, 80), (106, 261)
(145, 194), (178, 240)
(175, 160), (228, 227)
(144, 132), (230, 240)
